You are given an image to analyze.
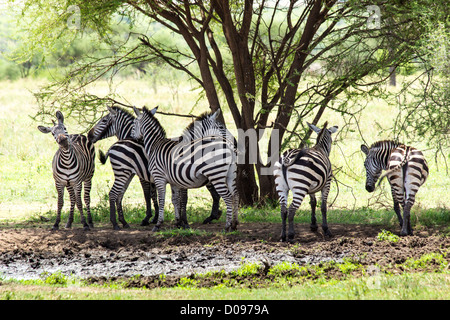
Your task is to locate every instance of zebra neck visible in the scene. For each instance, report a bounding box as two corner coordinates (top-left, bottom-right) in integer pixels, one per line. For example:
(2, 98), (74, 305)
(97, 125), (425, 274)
(115, 118), (134, 140)
(59, 145), (78, 164)
(143, 130), (166, 154)
(378, 141), (400, 170)
(315, 140), (331, 156)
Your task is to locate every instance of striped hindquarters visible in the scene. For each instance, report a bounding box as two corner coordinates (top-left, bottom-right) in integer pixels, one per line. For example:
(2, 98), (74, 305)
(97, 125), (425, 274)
(387, 144), (429, 191)
(106, 139), (151, 182)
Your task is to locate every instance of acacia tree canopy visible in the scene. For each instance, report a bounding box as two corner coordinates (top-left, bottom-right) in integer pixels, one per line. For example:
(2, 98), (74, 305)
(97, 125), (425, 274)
(11, 0), (449, 204)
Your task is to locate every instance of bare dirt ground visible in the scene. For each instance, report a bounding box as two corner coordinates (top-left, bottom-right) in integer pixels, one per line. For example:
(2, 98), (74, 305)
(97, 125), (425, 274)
(0, 222), (448, 287)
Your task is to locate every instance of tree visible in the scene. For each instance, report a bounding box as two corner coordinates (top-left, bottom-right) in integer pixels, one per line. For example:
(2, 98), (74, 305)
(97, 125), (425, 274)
(11, 0), (448, 205)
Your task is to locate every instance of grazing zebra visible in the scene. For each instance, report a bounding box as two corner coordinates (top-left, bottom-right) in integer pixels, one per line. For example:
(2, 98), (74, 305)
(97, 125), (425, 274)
(273, 122), (338, 242)
(361, 140), (429, 236)
(131, 106), (239, 232)
(88, 106), (227, 229)
(38, 111), (95, 231)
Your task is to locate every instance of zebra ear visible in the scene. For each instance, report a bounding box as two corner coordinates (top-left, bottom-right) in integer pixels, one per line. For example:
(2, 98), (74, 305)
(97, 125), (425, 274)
(149, 106), (158, 116)
(38, 126), (51, 134)
(307, 122), (321, 133)
(133, 106), (141, 117)
(361, 144), (369, 155)
(211, 108), (221, 120)
(328, 126), (338, 134)
(55, 111), (64, 124)
(107, 106), (116, 115)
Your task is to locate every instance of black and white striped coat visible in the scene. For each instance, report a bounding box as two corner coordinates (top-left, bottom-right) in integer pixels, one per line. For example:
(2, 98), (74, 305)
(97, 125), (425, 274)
(88, 106), (228, 229)
(88, 106), (158, 229)
(38, 111), (95, 231)
(361, 140), (429, 236)
(132, 106), (239, 232)
(273, 122), (338, 242)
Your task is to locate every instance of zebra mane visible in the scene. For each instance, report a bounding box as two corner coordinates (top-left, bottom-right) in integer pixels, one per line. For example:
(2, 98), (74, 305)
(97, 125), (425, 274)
(314, 121), (328, 146)
(182, 110), (216, 135)
(369, 140), (402, 150)
(111, 106), (135, 121)
(142, 106), (166, 137)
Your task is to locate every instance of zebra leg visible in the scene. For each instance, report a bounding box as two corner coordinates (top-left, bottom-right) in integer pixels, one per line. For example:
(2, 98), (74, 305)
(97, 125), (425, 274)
(150, 182), (159, 224)
(232, 192), (239, 230)
(153, 181), (167, 232)
(321, 181), (332, 237)
(179, 188), (189, 229)
(202, 184), (222, 224)
(83, 179), (94, 228)
(277, 188), (289, 242)
(171, 185), (182, 228)
(212, 186), (236, 232)
(287, 202), (300, 242)
(389, 180), (404, 228)
(401, 194), (417, 236)
(53, 184), (65, 231)
(66, 185), (76, 229)
(116, 175), (134, 229)
(393, 201), (403, 228)
(309, 194), (318, 232)
(108, 173), (132, 230)
(75, 183), (89, 231)
(139, 178), (153, 226)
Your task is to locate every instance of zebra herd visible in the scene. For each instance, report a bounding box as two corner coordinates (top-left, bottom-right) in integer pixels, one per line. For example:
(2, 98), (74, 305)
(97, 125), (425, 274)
(38, 107), (429, 240)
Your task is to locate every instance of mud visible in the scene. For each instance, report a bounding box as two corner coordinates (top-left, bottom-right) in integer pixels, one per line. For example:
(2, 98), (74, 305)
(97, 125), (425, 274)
(0, 222), (448, 282)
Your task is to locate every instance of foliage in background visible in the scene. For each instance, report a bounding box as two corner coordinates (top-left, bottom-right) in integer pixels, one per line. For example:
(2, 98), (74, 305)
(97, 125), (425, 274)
(2, 0), (450, 205)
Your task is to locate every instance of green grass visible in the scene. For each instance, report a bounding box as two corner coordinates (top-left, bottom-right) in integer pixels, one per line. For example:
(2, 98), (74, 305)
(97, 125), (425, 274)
(0, 77), (449, 300)
(1, 252), (449, 300)
(1, 77), (449, 222)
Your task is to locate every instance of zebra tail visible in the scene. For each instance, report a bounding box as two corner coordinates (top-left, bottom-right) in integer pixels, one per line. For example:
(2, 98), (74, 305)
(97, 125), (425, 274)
(377, 151), (410, 187)
(99, 150), (109, 165)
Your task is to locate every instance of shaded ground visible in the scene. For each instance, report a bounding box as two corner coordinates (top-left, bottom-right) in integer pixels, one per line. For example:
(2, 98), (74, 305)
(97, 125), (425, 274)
(0, 222), (448, 287)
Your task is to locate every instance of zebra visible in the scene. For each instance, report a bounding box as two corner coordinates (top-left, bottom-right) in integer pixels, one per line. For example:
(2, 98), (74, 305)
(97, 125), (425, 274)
(131, 106), (239, 232)
(273, 122), (338, 242)
(88, 106), (227, 229)
(361, 140), (429, 236)
(88, 106), (158, 229)
(38, 111), (95, 231)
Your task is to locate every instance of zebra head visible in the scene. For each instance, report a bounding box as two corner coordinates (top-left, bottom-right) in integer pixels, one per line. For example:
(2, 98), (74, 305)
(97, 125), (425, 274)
(38, 111), (71, 150)
(361, 144), (383, 192)
(88, 106), (135, 143)
(131, 106), (162, 143)
(307, 122), (338, 156)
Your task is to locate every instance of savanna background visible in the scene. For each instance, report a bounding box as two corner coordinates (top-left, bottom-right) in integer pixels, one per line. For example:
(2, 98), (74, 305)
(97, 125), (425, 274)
(0, 0), (449, 300)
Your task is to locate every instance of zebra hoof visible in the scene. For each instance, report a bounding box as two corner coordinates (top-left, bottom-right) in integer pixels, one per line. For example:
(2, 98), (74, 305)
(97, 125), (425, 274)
(323, 229), (333, 238)
(51, 225), (59, 231)
(310, 224), (318, 232)
(152, 226), (160, 232)
(140, 220), (150, 226)
(122, 224), (130, 229)
(112, 225), (121, 231)
(83, 225), (90, 231)
(202, 217), (213, 224)
(400, 229), (410, 236)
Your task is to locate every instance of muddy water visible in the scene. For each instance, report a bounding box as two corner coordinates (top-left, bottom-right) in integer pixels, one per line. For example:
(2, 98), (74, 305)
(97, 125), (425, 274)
(0, 223), (447, 281)
(0, 244), (345, 280)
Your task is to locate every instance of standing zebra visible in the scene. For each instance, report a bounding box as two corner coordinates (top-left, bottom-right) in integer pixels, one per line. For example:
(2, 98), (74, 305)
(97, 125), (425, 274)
(131, 106), (239, 232)
(273, 122), (338, 242)
(38, 111), (95, 231)
(88, 106), (228, 229)
(88, 106), (158, 229)
(361, 140), (429, 236)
